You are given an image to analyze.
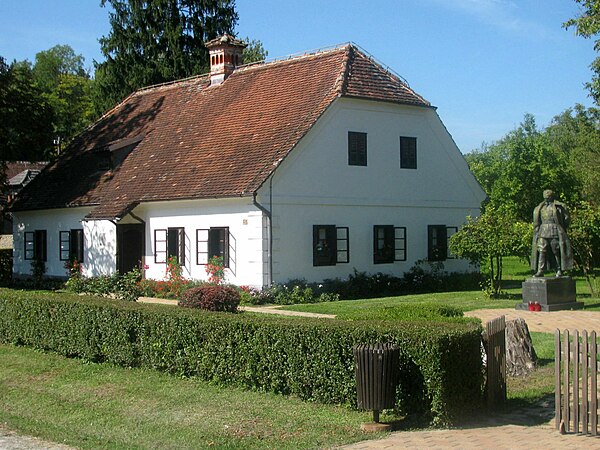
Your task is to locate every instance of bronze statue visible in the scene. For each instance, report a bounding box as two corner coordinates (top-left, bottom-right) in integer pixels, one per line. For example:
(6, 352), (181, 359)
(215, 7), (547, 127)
(531, 190), (573, 277)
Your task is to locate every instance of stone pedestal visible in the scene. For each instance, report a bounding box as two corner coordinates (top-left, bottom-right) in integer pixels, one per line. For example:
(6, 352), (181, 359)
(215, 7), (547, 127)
(517, 276), (583, 312)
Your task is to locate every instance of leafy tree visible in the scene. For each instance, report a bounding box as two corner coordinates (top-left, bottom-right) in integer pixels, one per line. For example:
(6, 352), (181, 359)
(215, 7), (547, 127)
(243, 38), (268, 63)
(569, 201), (600, 296)
(545, 104), (600, 204)
(94, 0), (239, 113)
(564, 0), (600, 103)
(449, 205), (531, 298)
(466, 114), (577, 221)
(0, 57), (55, 161)
(0, 159), (6, 197)
(32, 45), (88, 92)
(32, 45), (95, 151)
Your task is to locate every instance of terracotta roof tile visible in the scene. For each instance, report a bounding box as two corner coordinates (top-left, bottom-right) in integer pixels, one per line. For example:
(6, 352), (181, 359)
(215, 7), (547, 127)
(11, 44), (431, 219)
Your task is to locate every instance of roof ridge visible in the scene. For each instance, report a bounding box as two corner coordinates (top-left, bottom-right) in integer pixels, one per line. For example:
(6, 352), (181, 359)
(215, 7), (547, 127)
(337, 44), (355, 96)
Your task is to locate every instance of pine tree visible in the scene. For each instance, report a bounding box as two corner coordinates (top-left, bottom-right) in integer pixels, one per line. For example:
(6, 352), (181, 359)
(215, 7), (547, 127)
(94, 0), (238, 113)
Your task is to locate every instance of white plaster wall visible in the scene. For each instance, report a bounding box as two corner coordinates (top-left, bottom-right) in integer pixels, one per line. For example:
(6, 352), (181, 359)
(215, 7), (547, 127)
(130, 198), (266, 287)
(256, 97), (485, 283)
(12, 207), (96, 278)
(82, 219), (117, 277)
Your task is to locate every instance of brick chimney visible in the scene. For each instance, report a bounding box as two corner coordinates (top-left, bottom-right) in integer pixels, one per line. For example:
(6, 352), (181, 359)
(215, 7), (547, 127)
(205, 35), (247, 86)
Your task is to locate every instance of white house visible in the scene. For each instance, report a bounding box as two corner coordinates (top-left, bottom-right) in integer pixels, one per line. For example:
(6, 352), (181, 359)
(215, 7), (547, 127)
(11, 36), (485, 287)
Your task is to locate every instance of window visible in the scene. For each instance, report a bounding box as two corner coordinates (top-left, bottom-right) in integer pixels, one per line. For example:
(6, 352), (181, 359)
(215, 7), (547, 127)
(196, 227), (230, 267)
(348, 131), (367, 166)
(24, 230), (47, 261)
(373, 226), (407, 264)
(59, 229), (84, 262)
(428, 225), (448, 261)
(154, 228), (185, 265)
(400, 136), (417, 169)
(313, 225), (349, 266)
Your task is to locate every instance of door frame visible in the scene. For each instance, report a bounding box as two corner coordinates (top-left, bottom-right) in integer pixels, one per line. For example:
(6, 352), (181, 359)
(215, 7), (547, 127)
(116, 223), (145, 275)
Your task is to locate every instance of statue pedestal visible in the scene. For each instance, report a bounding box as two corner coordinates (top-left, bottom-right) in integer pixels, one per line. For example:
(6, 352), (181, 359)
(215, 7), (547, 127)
(516, 277), (583, 312)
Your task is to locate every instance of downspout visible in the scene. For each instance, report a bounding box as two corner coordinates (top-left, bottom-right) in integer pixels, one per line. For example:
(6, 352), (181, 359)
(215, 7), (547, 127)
(252, 175), (273, 287)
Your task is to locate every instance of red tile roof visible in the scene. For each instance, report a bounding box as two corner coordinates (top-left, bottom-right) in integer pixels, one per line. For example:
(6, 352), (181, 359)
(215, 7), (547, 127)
(11, 44), (431, 219)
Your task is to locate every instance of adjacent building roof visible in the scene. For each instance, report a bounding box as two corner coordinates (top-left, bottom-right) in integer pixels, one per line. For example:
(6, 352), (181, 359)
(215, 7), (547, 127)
(11, 44), (431, 220)
(5, 161), (48, 187)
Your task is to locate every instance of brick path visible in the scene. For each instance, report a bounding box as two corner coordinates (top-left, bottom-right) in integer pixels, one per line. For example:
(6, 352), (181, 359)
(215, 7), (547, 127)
(344, 307), (600, 449)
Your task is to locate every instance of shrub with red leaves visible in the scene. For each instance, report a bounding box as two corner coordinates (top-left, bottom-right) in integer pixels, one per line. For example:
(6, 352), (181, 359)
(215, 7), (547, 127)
(178, 285), (240, 313)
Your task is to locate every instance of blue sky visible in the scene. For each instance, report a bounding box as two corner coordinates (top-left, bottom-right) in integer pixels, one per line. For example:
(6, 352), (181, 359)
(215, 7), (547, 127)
(0, 0), (596, 153)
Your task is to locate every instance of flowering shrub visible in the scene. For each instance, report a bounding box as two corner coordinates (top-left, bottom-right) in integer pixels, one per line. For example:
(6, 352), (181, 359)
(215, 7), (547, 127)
(138, 257), (192, 299)
(206, 255), (225, 284)
(64, 258), (85, 293)
(178, 284), (240, 312)
(238, 282), (339, 305)
(64, 267), (143, 302)
(166, 256), (183, 280)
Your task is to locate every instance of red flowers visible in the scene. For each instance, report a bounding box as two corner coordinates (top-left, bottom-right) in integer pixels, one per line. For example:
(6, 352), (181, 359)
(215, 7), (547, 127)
(206, 255), (225, 285)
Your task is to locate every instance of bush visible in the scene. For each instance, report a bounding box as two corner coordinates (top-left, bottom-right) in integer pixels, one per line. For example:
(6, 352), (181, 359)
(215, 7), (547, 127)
(0, 288), (483, 426)
(246, 265), (482, 305)
(242, 281), (340, 305)
(0, 249), (12, 286)
(179, 285), (240, 312)
(64, 268), (143, 302)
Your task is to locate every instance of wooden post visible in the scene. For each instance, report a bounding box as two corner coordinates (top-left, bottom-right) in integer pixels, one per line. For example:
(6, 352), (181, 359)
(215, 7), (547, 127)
(486, 315), (506, 407)
(573, 330), (579, 433)
(582, 331), (588, 434)
(555, 329), (561, 431)
(592, 332), (598, 436)
(563, 330), (570, 433)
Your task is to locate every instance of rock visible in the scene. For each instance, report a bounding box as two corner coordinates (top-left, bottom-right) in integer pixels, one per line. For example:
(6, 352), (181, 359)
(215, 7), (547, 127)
(505, 318), (537, 377)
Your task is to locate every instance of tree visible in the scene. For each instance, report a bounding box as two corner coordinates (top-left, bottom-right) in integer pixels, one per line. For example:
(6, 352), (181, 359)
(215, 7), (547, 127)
(243, 38), (268, 64)
(568, 201), (600, 296)
(466, 114), (578, 222)
(32, 45), (87, 92)
(564, 0), (600, 104)
(32, 45), (95, 151)
(94, 0), (239, 113)
(0, 57), (55, 161)
(449, 205), (531, 298)
(545, 104), (600, 204)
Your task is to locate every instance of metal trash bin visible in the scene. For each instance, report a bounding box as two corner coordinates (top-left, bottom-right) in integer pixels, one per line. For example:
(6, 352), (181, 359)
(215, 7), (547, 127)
(354, 343), (400, 424)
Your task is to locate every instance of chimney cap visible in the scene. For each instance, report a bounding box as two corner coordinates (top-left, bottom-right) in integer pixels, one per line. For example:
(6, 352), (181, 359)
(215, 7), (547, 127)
(205, 34), (247, 49)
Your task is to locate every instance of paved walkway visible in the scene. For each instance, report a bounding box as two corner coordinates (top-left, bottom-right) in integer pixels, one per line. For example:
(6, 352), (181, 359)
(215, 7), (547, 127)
(465, 308), (600, 334)
(137, 297), (337, 318)
(0, 425), (74, 450)
(344, 307), (600, 449)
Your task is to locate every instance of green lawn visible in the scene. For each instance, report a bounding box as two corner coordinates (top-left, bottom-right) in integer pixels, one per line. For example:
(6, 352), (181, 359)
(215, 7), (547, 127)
(0, 344), (380, 450)
(282, 257), (600, 316)
(2, 257), (597, 447)
(507, 332), (555, 407)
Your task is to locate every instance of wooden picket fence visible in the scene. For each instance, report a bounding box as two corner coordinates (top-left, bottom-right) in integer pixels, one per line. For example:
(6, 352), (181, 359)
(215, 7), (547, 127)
(555, 329), (599, 435)
(486, 315), (506, 406)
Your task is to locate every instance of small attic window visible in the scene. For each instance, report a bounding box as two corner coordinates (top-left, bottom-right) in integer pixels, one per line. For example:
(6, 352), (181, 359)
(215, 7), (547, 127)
(96, 133), (145, 172)
(97, 150), (111, 171)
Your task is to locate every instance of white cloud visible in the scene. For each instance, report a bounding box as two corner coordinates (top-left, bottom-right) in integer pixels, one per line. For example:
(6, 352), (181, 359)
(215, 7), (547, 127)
(430, 0), (549, 39)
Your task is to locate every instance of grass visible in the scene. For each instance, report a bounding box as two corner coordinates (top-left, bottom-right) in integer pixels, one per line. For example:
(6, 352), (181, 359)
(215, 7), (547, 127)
(281, 257), (600, 316)
(0, 343), (381, 450)
(507, 332), (555, 406)
(2, 256), (598, 445)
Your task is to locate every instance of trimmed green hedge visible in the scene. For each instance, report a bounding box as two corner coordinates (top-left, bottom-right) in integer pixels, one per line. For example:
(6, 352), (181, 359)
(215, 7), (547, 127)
(0, 289), (483, 426)
(0, 249), (11, 286)
(336, 303), (469, 322)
